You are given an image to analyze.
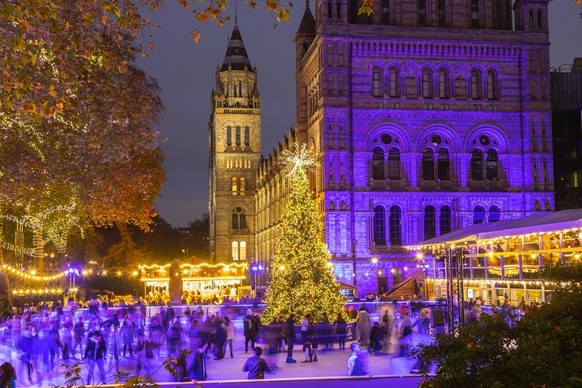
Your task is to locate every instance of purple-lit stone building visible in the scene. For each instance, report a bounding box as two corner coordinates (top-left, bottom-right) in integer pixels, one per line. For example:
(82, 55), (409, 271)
(209, 0), (555, 296)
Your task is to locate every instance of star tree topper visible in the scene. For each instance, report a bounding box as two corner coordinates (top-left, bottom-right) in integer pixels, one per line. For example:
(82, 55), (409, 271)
(281, 143), (314, 176)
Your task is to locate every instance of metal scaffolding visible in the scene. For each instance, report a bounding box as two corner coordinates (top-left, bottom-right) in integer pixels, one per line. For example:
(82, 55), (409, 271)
(445, 246), (465, 334)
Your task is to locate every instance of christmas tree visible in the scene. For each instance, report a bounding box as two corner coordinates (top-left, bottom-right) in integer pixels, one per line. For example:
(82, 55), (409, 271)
(262, 145), (346, 323)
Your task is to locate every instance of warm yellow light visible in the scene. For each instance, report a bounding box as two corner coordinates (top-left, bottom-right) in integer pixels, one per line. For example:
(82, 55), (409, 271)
(371, 257), (378, 264)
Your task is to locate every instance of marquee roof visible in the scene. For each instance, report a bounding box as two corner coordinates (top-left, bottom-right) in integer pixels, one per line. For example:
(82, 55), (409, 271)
(410, 208), (582, 248)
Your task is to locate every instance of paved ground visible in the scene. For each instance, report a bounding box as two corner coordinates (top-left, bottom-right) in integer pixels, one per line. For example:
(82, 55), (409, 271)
(2, 321), (429, 387)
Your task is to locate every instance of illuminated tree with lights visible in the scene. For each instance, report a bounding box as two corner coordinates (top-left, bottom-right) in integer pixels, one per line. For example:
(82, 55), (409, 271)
(262, 145), (346, 323)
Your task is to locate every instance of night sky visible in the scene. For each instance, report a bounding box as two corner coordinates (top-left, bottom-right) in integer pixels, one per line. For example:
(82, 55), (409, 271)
(137, 1), (582, 228)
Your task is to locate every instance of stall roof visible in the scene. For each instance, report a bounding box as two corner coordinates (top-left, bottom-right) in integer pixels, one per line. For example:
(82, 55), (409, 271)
(410, 209), (582, 248)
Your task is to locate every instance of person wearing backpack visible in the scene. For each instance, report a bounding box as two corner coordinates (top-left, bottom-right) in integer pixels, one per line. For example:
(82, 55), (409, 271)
(243, 309), (255, 353)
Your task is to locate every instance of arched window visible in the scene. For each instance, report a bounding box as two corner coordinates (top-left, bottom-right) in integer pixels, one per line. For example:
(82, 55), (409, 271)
(486, 149), (499, 180)
(240, 241), (247, 261)
(381, 0), (390, 24)
(240, 177), (246, 192)
(389, 67), (400, 97)
(470, 149), (484, 180)
(470, 69), (481, 99)
(226, 126), (232, 146)
(235, 126), (241, 145)
(440, 205), (451, 235)
(489, 205), (500, 222)
(374, 206), (386, 246)
(231, 177), (238, 193)
(244, 126), (250, 145)
(389, 205), (402, 246)
(437, 0), (446, 26)
(470, 0), (479, 27)
(232, 207), (246, 229)
(424, 205), (436, 240)
(418, 0), (427, 25)
(438, 68), (449, 98)
(388, 147), (401, 180)
(486, 70), (499, 100)
(422, 68), (433, 98)
(372, 67), (383, 97)
(422, 148), (435, 180)
(372, 147), (385, 180)
(231, 241), (239, 260)
(437, 148), (450, 180)
(473, 205), (485, 224)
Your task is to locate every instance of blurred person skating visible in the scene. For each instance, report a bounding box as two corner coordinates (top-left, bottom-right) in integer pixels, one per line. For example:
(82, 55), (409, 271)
(243, 309), (255, 353)
(214, 316), (227, 360)
(188, 340), (209, 382)
(282, 314), (297, 363)
(242, 346), (271, 379)
(135, 333), (154, 377)
(0, 362), (17, 388)
(223, 316), (235, 359)
(356, 307), (371, 347)
(369, 322), (386, 355)
(333, 312), (348, 350)
(84, 330), (107, 385)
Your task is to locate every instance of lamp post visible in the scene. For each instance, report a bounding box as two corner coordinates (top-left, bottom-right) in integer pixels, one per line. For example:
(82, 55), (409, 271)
(66, 267), (80, 300)
(250, 262), (264, 298)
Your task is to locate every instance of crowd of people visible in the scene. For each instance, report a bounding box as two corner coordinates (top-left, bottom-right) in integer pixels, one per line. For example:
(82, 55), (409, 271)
(0, 296), (458, 385)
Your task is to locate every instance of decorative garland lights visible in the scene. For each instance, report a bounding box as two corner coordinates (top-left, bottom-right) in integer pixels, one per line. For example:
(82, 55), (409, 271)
(1, 264), (66, 281)
(0, 203), (83, 257)
(12, 288), (64, 296)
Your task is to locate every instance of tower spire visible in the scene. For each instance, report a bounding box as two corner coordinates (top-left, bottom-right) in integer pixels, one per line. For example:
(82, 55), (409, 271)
(235, 0), (238, 24)
(221, 18), (253, 71)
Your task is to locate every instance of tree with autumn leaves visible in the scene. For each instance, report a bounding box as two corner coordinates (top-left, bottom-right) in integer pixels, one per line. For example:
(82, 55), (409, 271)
(262, 147), (346, 324)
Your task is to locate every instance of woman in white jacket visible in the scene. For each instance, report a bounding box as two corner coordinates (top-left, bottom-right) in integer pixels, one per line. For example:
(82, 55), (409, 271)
(223, 316), (235, 358)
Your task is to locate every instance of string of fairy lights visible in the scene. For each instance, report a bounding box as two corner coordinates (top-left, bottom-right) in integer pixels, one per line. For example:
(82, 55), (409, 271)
(1, 261), (251, 296)
(0, 203), (83, 255)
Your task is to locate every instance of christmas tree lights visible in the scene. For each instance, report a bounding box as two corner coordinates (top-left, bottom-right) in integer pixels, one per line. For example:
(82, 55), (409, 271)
(262, 145), (346, 323)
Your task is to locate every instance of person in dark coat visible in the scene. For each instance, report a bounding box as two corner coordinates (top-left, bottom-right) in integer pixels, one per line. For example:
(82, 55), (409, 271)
(214, 318), (228, 360)
(369, 321), (386, 355)
(242, 346), (271, 379)
(243, 309), (255, 353)
(333, 313), (348, 350)
(282, 314), (297, 363)
(0, 362), (17, 388)
(167, 320), (182, 357)
(85, 330), (107, 385)
(188, 340), (209, 382)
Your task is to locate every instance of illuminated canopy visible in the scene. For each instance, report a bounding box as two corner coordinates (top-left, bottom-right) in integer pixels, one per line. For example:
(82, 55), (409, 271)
(410, 208), (582, 249)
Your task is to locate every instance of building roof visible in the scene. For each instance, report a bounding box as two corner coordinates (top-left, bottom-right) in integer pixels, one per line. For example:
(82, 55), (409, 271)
(221, 23), (253, 72)
(297, 0), (316, 35)
(410, 208), (582, 248)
